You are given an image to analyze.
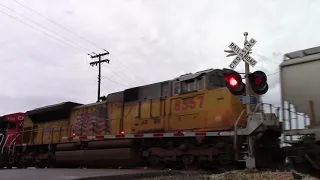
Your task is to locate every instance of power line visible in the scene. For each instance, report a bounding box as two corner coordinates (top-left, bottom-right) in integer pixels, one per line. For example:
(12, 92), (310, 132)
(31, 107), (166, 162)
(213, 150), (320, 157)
(268, 72), (279, 76)
(0, 10), (132, 87)
(11, 0), (148, 84)
(113, 59), (147, 84)
(105, 64), (138, 86)
(12, 0), (107, 52)
(0, 13), (135, 90)
(0, 3), (93, 55)
(89, 52), (137, 86)
(8, 1), (151, 86)
(2, 4), (140, 86)
(101, 76), (129, 88)
(31, 53), (129, 88)
(0, 9), (90, 55)
(55, 55), (130, 88)
(89, 54), (138, 86)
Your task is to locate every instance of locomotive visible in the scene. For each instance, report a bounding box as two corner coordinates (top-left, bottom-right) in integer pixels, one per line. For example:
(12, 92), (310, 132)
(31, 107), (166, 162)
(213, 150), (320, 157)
(0, 113), (24, 168)
(0, 68), (283, 169)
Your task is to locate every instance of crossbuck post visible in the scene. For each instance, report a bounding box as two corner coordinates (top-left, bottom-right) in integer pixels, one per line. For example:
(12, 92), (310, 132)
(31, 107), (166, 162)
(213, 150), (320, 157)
(225, 32), (259, 169)
(243, 32), (251, 115)
(243, 32), (255, 165)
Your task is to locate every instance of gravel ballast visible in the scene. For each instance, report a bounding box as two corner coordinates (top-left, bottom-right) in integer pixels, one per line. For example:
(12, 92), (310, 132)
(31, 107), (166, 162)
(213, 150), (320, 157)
(140, 170), (320, 180)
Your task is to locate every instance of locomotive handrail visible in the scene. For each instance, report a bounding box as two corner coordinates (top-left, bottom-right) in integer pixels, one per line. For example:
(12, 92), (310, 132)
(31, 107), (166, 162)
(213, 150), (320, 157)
(234, 109), (246, 131)
(17, 118), (121, 136)
(1, 134), (13, 154)
(16, 123), (108, 145)
(253, 103), (263, 113)
(15, 116), (152, 145)
(253, 102), (281, 119)
(8, 134), (20, 155)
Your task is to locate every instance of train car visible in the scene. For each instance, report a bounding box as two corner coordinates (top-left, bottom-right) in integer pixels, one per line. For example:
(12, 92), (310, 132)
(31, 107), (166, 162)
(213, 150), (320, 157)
(10, 68), (283, 169)
(0, 112), (25, 168)
(280, 46), (320, 173)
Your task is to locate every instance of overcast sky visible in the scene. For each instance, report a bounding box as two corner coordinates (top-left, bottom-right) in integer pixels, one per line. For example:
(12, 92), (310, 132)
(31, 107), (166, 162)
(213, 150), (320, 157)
(0, 0), (319, 115)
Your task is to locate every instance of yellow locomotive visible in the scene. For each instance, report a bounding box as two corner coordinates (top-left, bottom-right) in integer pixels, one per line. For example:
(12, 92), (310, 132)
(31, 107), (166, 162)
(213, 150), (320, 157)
(6, 68), (282, 169)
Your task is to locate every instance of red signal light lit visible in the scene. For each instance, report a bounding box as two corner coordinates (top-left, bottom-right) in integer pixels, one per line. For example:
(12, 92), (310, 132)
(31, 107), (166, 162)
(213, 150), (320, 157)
(229, 77), (238, 87)
(224, 75), (239, 87)
(72, 133), (76, 136)
(223, 69), (245, 96)
(121, 131), (125, 134)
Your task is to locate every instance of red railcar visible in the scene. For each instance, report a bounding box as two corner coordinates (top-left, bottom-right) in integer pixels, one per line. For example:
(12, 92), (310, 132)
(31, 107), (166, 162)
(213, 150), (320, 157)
(0, 113), (24, 168)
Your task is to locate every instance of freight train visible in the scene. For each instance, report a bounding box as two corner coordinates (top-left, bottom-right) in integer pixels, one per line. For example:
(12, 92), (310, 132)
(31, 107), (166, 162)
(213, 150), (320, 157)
(0, 68), (284, 170)
(280, 46), (320, 173)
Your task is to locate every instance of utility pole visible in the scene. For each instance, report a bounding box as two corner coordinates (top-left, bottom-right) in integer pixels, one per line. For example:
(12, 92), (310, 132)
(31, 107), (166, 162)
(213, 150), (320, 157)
(90, 52), (110, 102)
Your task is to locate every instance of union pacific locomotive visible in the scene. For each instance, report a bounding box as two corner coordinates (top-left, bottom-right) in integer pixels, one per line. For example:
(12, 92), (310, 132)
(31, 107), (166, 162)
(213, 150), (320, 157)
(0, 68), (283, 169)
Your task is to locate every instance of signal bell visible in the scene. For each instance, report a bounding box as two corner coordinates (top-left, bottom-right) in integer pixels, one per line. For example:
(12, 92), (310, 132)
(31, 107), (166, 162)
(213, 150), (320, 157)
(248, 71), (269, 95)
(223, 69), (245, 95)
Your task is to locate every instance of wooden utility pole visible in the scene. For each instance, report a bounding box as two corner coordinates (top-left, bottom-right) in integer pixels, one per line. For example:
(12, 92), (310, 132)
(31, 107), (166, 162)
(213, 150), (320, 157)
(90, 52), (110, 102)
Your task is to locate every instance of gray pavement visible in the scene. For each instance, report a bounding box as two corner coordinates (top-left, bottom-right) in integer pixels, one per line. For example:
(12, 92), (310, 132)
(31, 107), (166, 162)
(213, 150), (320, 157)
(0, 168), (179, 180)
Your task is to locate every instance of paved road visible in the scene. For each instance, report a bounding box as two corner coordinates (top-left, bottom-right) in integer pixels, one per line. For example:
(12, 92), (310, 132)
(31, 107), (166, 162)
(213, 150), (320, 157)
(0, 168), (176, 180)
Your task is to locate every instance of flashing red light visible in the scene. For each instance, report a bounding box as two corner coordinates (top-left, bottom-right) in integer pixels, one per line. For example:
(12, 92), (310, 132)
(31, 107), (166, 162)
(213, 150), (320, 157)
(229, 77), (238, 87)
(121, 131), (125, 134)
(72, 133), (76, 136)
(223, 70), (245, 95)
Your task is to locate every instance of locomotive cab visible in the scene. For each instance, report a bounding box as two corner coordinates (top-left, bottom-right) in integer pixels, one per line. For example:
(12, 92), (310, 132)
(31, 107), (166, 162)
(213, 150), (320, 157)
(1, 113), (25, 150)
(168, 69), (248, 132)
(0, 113), (25, 168)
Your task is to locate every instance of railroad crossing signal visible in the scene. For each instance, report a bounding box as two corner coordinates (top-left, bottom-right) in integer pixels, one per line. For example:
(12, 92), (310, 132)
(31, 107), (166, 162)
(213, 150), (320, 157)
(224, 32), (264, 169)
(223, 69), (245, 95)
(223, 69), (269, 96)
(224, 35), (268, 95)
(248, 70), (269, 95)
(225, 38), (258, 69)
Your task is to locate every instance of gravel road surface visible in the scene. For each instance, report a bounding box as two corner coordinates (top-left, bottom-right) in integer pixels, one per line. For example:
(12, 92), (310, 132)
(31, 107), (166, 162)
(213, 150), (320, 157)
(140, 170), (320, 180)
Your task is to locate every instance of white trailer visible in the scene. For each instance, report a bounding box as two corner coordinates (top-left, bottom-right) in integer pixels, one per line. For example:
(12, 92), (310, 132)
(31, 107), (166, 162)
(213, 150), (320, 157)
(280, 46), (320, 142)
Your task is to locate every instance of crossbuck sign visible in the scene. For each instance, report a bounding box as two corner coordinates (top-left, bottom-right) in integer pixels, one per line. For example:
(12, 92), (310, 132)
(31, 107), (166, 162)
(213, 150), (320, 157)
(228, 38), (258, 69)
